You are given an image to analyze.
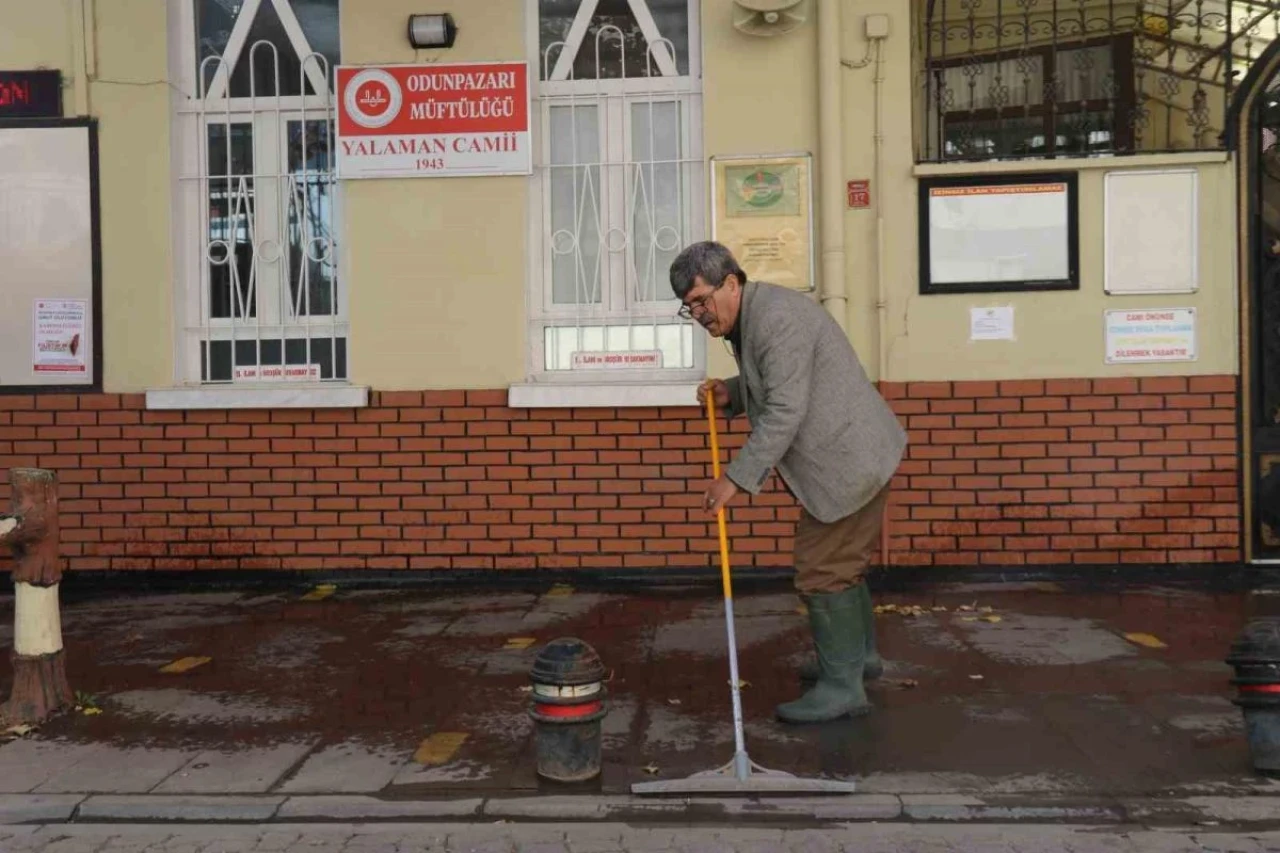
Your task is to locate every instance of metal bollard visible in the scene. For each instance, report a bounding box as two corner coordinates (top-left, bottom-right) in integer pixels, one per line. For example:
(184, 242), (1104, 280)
(1226, 617), (1280, 776)
(528, 637), (607, 783)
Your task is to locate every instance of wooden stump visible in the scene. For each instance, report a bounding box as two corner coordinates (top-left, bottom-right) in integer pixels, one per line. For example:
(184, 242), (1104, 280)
(1, 468), (70, 727)
(0, 652), (72, 727)
(4, 468), (61, 586)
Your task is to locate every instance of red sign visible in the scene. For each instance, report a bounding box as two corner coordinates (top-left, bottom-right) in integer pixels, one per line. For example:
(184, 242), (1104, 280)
(335, 61), (531, 179)
(0, 70), (61, 118)
(847, 179), (870, 209)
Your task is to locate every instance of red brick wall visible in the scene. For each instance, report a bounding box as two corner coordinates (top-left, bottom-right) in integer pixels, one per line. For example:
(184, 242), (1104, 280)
(0, 375), (1240, 573)
(882, 376), (1241, 566)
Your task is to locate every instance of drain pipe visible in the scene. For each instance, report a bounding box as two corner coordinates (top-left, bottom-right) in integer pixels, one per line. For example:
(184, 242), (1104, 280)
(817, 0), (847, 330)
(871, 34), (889, 569)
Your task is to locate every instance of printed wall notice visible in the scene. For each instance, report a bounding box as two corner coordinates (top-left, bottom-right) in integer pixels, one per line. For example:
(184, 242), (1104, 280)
(1104, 308), (1196, 363)
(32, 299), (87, 374)
(335, 61), (531, 179)
(571, 350), (663, 370)
(711, 154), (815, 292)
(969, 306), (1015, 341)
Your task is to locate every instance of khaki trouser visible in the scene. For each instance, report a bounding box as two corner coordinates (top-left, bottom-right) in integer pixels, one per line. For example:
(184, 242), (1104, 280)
(792, 483), (890, 594)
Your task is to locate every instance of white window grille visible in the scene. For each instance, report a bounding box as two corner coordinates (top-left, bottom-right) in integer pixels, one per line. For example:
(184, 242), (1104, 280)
(170, 0), (345, 384)
(528, 0), (705, 382)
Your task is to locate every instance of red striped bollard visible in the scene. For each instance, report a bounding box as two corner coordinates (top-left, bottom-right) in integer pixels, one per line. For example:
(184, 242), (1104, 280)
(528, 637), (607, 784)
(1226, 617), (1280, 776)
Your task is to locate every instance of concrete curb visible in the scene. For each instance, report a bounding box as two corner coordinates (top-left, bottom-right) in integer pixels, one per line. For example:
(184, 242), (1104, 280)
(0, 793), (1276, 827)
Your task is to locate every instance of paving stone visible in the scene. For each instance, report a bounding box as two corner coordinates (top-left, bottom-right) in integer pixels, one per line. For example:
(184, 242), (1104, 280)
(77, 795), (283, 822)
(277, 743), (405, 794)
(0, 740), (99, 794)
(276, 796), (482, 820)
(34, 746), (197, 794)
(153, 744), (315, 794)
(0, 795), (84, 824)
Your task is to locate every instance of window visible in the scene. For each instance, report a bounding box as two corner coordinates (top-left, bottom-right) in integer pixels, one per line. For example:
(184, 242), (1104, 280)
(170, 0), (345, 385)
(527, 0), (704, 381)
(926, 39), (1135, 160)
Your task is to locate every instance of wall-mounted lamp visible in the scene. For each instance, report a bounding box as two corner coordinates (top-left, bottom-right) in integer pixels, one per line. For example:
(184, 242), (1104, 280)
(408, 13), (458, 49)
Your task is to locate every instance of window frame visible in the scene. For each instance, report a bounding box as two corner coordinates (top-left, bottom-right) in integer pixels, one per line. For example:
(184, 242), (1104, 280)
(166, 0), (349, 388)
(926, 34), (1137, 160)
(523, 0), (706, 385)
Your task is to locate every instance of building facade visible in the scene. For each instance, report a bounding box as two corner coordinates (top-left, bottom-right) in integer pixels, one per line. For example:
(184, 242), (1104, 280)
(0, 0), (1272, 574)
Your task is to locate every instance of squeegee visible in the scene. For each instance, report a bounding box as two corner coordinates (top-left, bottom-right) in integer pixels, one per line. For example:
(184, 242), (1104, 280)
(630, 388), (857, 796)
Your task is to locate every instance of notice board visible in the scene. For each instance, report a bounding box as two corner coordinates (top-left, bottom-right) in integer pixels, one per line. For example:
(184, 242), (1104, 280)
(1104, 169), (1198, 294)
(0, 119), (102, 392)
(918, 171), (1079, 294)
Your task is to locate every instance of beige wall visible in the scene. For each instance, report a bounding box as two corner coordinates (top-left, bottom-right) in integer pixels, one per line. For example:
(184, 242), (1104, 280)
(899, 154), (1236, 381)
(0, 0), (173, 393)
(342, 0), (528, 390)
(0, 0), (1242, 393)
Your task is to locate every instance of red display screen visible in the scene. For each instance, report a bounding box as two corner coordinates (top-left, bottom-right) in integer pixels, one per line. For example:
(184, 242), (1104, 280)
(0, 70), (62, 119)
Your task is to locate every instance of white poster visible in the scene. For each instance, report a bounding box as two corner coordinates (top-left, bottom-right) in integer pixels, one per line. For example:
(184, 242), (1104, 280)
(233, 364), (321, 382)
(32, 298), (87, 375)
(929, 182), (1070, 285)
(571, 350), (663, 370)
(1105, 308), (1196, 363)
(970, 306), (1015, 341)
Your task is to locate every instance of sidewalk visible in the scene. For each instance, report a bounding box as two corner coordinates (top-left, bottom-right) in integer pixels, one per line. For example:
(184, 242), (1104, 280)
(2, 821), (1279, 853)
(2, 578), (1278, 827)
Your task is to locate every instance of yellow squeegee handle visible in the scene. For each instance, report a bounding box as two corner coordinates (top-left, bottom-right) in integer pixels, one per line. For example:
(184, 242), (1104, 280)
(706, 386), (734, 603)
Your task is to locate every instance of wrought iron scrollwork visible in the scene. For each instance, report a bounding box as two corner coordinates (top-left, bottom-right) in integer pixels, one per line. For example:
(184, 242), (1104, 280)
(921, 0), (1280, 161)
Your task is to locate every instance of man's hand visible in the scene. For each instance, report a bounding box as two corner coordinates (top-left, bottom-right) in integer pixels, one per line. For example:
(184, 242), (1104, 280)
(697, 379), (731, 409)
(702, 475), (740, 517)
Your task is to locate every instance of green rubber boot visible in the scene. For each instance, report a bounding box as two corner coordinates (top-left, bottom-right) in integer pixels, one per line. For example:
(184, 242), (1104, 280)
(798, 583), (882, 682)
(777, 586), (872, 724)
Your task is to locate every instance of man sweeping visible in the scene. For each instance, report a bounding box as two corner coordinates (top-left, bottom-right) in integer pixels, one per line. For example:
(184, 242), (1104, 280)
(670, 241), (906, 724)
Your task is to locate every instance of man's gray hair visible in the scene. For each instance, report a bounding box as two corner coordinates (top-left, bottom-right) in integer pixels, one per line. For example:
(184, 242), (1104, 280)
(669, 241), (748, 299)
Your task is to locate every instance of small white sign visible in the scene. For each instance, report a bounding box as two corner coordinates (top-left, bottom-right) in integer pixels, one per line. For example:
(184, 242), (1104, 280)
(32, 299), (87, 375)
(1105, 308), (1196, 363)
(570, 350), (663, 370)
(233, 364), (322, 382)
(970, 306), (1015, 341)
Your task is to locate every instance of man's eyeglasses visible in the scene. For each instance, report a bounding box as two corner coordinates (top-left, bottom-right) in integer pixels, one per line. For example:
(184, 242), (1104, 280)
(677, 286), (718, 320)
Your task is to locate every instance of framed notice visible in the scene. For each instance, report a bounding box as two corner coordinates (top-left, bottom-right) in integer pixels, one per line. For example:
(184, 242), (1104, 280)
(1104, 169), (1198, 294)
(919, 171), (1079, 295)
(1104, 308), (1196, 364)
(711, 153), (815, 292)
(0, 118), (102, 393)
(335, 61), (532, 179)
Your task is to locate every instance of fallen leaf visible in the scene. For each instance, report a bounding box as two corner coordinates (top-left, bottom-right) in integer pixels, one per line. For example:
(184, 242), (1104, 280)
(2, 724), (33, 738)
(894, 679), (919, 689)
(960, 616), (978, 622)
(1123, 632), (1168, 649)
(728, 679), (751, 689)
(81, 707), (103, 716)
(932, 606), (949, 612)
(981, 615), (1002, 624)
(414, 732), (469, 766)
(969, 674), (984, 680)
(979, 606), (994, 614)
(301, 584), (336, 602)
(545, 584), (574, 597)
(957, 604), (975, 612)
(667, 698), (682, 706)
(503, 637), (537, 650)
(643, 764), (660, 775)
(160, 656), (212, 674)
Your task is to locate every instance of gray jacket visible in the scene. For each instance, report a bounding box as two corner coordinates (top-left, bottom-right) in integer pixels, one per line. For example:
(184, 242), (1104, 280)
(723, 281), (907, 524)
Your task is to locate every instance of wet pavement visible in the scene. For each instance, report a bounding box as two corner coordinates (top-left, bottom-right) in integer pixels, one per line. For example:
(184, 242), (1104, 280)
(0, 579), (1277, 801)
